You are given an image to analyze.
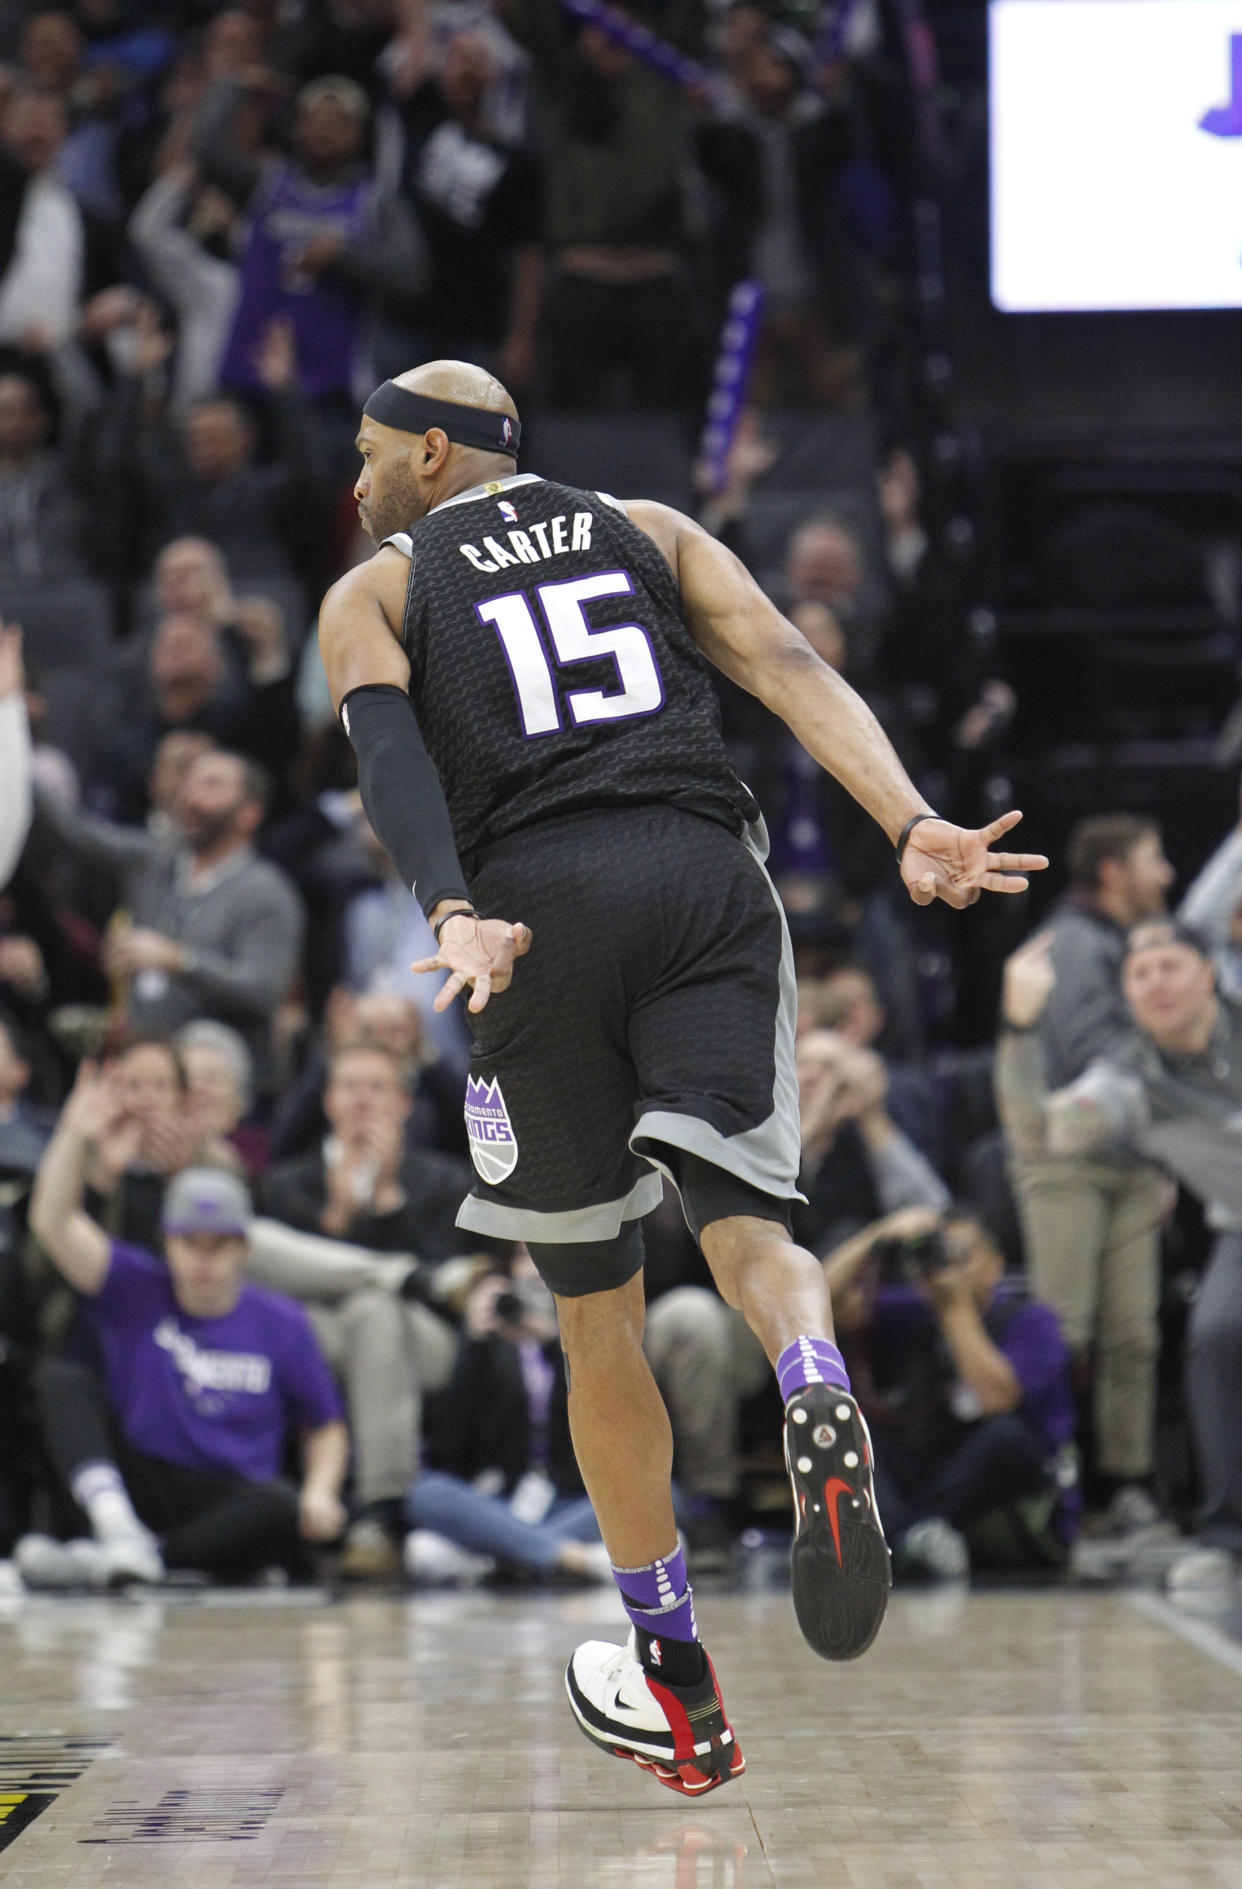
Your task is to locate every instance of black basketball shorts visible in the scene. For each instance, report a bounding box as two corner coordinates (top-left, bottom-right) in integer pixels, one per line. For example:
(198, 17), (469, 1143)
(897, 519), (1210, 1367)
(453, 804), (803, 1246)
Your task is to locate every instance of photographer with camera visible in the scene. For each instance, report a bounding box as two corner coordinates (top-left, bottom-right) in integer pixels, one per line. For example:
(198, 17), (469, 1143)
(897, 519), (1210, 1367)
(403, 1249), (612, 1586)
(825, 1203), (1077, 1580)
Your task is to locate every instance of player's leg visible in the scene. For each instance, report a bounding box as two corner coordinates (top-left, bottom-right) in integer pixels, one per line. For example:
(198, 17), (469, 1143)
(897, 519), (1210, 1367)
(529, 1233), (745, 1797)
(671, 1163), (890, 1662)
(552, 1274), (677, 1569)
(626, 816), (891, 1660)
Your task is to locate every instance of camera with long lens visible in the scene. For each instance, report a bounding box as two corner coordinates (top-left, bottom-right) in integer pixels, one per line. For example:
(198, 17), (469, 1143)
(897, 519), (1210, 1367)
(873, 1225), (954, 1287)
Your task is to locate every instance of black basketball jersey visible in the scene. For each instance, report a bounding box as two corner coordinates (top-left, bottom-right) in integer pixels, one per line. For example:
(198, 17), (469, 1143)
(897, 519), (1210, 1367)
(384, 473), (759, 875)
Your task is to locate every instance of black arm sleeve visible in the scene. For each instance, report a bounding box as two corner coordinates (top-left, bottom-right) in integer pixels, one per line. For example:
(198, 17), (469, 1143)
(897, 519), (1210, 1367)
(340, 683), (470, 919)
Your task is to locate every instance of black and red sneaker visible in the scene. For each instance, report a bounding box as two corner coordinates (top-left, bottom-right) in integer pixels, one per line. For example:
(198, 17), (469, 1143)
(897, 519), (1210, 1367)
(785, 1383), (891, 1660)
(565, 1632), (746, 1796)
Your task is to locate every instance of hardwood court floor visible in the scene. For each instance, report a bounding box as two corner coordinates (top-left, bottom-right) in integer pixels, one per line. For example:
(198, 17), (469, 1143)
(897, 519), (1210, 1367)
(1, 1576), (1240, 1888)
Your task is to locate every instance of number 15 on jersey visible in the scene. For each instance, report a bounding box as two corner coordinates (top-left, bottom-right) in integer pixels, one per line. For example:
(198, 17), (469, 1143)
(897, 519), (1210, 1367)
(476, 570), (666, 739)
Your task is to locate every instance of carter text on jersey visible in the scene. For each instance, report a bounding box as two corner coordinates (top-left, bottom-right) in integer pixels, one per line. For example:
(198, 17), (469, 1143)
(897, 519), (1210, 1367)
(460, 512), (595, 574)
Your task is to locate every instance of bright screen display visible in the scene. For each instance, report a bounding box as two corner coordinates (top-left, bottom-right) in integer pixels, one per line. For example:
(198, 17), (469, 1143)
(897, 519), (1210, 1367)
(990, 0), (1242, 310)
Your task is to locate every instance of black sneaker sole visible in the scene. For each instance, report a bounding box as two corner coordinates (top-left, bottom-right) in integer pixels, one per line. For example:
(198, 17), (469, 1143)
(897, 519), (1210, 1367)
(785, 1385), (892, 1661)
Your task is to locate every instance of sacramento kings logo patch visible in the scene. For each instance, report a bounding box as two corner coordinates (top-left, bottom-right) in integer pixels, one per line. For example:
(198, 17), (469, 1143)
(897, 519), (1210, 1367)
(464, 1076), (518, 1183)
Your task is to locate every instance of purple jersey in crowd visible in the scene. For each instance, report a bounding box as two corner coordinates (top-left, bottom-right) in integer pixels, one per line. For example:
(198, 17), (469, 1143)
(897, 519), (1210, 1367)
(220, 164), (373, 399)
(88, 1242), (343, 1482)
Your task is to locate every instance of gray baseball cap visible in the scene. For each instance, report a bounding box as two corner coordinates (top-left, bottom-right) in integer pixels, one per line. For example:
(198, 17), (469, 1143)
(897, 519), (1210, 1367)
(161, 1168), (252, 1238)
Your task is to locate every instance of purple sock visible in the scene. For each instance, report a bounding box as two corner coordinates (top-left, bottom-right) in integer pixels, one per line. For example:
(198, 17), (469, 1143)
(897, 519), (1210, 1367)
(776, 1335), (850, 1404)
(612, 1541), (697, 1643)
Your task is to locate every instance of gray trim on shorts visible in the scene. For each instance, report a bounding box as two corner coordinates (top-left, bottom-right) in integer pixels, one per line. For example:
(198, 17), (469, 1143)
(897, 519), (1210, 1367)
(630, 816), (805, 1210)
(455, 1169), (664, 1242)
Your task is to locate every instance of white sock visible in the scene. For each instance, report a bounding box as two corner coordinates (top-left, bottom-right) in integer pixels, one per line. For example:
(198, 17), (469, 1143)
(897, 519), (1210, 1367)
(70, 1462), (150, 1545)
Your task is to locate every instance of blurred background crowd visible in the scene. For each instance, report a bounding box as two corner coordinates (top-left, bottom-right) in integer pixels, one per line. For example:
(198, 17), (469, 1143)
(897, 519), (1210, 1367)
(2, 0), (1242, 1602)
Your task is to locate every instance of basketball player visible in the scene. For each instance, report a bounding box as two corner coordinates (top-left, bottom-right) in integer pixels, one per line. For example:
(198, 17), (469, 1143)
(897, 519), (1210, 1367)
(319, 361), (1047, 1796)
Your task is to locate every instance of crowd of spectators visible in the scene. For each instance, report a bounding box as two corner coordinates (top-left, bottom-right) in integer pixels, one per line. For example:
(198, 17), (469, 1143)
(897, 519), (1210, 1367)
(0, 0), (1238, 1607)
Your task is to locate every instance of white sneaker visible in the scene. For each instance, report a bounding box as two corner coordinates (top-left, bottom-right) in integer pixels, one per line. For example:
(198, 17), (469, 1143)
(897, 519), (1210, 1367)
(1167, 1546), (1237, 1595)
(16, 1532), (164, 1590)
(96, 1532), (165, 1585)
(899, 1518), (970, 1581)
(402, 1530), (495, 1586)
(565, 1630), (744, 1797)
(15, 1534), (97, 1589)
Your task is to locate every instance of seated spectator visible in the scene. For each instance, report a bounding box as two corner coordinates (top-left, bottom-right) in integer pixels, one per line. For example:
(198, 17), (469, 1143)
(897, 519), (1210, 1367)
(148, 535), (236, 629)
(793, 1028), (948, 1255)
(406, 1251), (610, 1585)
(70, 1033), (235, 1256)
(805, 962), (935, 1153)
(18, 1067), (347, 1587)
(261, 1041), (470, 1259)
(394, 29), (542, 393)
(177, 1018), (270, 1180)
(144, 728), (216, 840)
(102, 606), (300, 820)
(997, 921), (1242, 1592)
(37, 748), (306, 1103)
(0, 620), (31, 888)
(269, 985), (468, 1165)
(261, 1040), (476, 1577)
(823, 1203), (1077, 1578)
(196, 72), (428, 423)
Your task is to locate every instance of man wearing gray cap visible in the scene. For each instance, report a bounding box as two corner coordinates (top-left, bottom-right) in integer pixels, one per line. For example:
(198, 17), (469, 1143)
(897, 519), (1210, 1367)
(17, 1064), (348, 1589)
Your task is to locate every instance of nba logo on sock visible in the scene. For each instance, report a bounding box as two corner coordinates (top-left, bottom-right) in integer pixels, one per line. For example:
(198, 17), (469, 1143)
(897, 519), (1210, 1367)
(464, 1076), (518, 1183)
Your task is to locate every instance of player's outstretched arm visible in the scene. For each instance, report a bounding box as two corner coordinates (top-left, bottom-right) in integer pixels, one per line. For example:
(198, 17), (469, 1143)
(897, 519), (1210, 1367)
(626, 502), (1048, 911)
(318, 559), (530, 1010)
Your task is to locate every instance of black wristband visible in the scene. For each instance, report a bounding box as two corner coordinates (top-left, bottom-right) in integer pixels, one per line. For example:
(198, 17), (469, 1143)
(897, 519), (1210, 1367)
(433, 906), (477, 944)
(895, 811), (940, 863)
(1000, 1017), (1040, 1035)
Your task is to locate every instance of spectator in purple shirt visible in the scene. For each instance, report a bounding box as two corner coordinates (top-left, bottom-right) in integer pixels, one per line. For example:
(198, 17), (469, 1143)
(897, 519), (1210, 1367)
(825, 1202), (1078, 1580)
(16, 1061), (347, 1589)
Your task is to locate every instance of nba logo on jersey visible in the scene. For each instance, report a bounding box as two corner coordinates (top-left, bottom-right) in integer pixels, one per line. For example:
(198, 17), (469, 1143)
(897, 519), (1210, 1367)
(464, 1076), (519, 1182)
(498, 499), (519, 523)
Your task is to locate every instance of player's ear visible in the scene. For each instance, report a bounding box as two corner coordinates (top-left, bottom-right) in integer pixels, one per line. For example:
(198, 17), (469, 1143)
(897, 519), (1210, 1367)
(422, 427), (451, 471)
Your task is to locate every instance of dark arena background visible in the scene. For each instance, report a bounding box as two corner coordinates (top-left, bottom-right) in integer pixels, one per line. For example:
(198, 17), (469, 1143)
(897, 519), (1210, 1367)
(2, 1), (1242, 1883)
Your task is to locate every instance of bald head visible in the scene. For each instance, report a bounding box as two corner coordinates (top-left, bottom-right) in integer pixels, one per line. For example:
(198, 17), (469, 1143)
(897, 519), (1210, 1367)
(392, 359), (518, 422)
(354, 359), (521, 542)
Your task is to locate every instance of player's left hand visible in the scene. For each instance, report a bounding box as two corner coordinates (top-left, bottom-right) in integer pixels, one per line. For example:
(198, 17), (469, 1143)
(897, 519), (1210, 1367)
(900, 811), (1048, 910)
(412, 914), (532, 1014)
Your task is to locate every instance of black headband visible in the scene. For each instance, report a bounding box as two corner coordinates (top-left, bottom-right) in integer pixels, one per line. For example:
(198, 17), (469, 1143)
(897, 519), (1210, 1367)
(362, 382), (520, 457)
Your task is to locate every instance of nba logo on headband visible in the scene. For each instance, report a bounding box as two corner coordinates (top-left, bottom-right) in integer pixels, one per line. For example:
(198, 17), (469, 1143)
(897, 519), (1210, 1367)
(501, 417), (513, 446)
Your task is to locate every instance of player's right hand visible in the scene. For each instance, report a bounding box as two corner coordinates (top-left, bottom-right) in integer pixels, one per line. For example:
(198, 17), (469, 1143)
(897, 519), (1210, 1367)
(412, 915), (532, 1014)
